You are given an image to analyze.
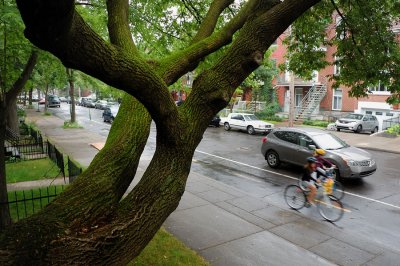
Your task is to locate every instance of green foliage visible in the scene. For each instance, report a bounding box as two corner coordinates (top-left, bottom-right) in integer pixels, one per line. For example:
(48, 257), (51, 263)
(255, 102), (280, 117)
(387, 124), (400, 136)
(130, 227), (209, 266)
(303, 119), (329, 128)
(283, 0), (400, 103)
(5, 159), (61, 183)
(0, 0), (34, 93)
(43, 111), (51, 116)
(17, 108), (26, 117)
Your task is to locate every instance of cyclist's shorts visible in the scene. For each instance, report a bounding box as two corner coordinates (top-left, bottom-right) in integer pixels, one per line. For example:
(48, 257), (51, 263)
(302, 180), (315, 189)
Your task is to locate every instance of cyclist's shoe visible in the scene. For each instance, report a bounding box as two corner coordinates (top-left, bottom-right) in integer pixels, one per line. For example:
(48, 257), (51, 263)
(305, 202), (312, 208)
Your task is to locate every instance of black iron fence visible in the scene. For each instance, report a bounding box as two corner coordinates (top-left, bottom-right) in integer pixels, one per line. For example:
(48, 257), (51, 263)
(47, 142), (65, 178)
(383, 116), (400, 130)
(5, 123), (83, 183)
(68, 157), (82, 183)
(3, 186), (65, 222)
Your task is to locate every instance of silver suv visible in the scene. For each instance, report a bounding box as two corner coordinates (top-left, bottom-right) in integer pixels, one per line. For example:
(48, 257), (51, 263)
(335, 113), (379, 133)
(261, 127), (377, 179)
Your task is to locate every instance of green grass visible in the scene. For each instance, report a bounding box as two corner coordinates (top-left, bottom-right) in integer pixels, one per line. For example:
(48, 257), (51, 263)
(302, 119), (329, 128)
(43, 111), (52, 116)
(6, 158), (62, 183)
(62, 121), (83, 129)
(129, 227), (209, 266)
(8, 185), (66, 221)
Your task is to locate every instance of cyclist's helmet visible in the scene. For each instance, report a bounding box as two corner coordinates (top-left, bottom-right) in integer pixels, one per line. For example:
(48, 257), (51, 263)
(314, 149), (326, 156)
(306, 157), (318, 163)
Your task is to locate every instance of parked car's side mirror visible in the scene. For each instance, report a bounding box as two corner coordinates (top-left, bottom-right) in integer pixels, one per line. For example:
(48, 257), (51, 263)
(308, 145), (316, 150)
(363, 118), (368, 121)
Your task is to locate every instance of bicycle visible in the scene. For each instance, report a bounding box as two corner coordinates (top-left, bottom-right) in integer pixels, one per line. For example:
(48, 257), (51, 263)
(284, 178), (344, 222)
(322, 167), (345, 200)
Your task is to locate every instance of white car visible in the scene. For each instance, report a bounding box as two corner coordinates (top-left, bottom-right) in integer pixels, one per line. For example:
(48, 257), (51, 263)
(221, 113), (274, 135)
(335, 113), (379, 134)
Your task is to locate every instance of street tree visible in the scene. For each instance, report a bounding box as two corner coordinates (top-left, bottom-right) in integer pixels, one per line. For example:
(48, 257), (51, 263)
(0, 0), (38, 230)
(0, 0), (398, 264)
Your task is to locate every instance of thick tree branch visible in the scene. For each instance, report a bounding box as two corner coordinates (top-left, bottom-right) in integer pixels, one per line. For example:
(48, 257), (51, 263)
(5, 50), (38, 105)
(192, 0), (234, 43)
(16, 0), (178, 138)
(106, 0), (138, 54)
(158, 0), (281, 85)
(185, 0), (323, 125)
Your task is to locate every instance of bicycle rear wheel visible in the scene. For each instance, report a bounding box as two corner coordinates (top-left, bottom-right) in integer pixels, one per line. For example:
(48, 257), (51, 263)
(284, 185), (306, 210)
(331, 180), (345, 200)
(317, 195), (344, 222)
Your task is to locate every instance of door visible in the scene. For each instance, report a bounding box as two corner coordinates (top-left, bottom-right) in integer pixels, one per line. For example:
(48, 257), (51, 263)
(273, 131), (299, 164)
(230, 114), (245, 130)
(293, 133), (315, 165)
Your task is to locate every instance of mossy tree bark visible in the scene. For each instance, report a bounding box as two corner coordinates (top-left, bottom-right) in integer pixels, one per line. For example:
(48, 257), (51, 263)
(0, 0), (321, 263)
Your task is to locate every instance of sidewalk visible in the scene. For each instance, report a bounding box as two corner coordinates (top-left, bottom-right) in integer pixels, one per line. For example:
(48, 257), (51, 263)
(22, 110), (400, 265)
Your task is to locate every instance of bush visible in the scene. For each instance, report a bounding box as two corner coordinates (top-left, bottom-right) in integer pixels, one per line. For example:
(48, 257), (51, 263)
(17, 108), (26, 117)
(303, 119), (329, 128)
(387, 124), (400, 136)
(63, 121), (83, 129)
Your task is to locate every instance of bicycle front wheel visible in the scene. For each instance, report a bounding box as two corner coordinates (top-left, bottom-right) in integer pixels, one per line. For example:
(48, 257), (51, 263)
(284, 185), (306, 210)
(317, 195), (344, 222)
(331, 180), (345, 200)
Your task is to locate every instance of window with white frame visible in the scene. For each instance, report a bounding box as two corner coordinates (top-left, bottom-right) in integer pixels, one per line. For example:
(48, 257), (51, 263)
(312, 70), (319, 83)
(332, 89), (342, 110)
(295, 88), (303, 107)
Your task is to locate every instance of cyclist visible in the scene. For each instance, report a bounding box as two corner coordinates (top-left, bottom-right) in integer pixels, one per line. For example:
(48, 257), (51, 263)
(314, 149), (335, 170)
(301, 157), (324, 207)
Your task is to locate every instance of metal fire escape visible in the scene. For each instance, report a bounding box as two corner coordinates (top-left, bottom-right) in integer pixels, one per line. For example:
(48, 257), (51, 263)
(295, 84), (327, 121)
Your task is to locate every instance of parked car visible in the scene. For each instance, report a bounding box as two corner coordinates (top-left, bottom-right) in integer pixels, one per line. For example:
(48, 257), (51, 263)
(221, 113), (274, 134)
(209, 115), (221, 127)
(95, 100), (108, 110)
(83, 99), (95, 108)
(38, 98), (45, 105)
(46, 95), (61, 108)
(261, 127), (377, 179)
(77, 97), (91, 106)
(59, 96), (68, 103)
(335, 113), (379, 134)
(102, 106), (119, 123)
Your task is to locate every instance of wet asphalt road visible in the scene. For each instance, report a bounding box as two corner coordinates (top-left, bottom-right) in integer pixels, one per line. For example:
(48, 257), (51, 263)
(50, 103), (400, 254)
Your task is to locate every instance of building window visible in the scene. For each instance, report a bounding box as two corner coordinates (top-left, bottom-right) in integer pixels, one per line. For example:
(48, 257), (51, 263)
(386, 112), (394, 117)
(295, 88), (303, 107)
(375, 111), (383, 116)
(332, 89), (342, 110)
(333, 56), (340, 75)
(365, 111), (373, 115)
(369, 81), (388, 92)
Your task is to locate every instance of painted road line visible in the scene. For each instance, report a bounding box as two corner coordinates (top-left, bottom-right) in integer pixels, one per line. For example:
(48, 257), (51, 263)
(194, 149), (400, 210)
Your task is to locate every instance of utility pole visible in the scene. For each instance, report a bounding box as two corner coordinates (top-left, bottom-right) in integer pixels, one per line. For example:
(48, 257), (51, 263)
(288, 70), (295, 127)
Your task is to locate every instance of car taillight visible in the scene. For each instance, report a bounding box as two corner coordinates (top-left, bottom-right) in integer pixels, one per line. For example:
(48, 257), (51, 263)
(262, 137), (267, 143)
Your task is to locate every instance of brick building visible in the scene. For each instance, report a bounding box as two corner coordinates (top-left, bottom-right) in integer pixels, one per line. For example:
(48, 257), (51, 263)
(271, 18), (400, 130)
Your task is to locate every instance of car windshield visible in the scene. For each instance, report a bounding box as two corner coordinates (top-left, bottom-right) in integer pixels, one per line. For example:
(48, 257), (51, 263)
(344, 114), (363, 120)
(312, 133), (349, 150)
(243, 115), (260, 121)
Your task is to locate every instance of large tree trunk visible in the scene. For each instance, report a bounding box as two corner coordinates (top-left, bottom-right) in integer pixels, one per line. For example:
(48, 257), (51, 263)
(66, 68), (76, 123)
(28, 87), (33, 106)
(0, 101), (11, 230)
(5, 99), (19, 135)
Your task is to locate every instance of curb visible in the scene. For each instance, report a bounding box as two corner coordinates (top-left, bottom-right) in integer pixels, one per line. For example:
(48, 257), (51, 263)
(355, 146), (400, 155)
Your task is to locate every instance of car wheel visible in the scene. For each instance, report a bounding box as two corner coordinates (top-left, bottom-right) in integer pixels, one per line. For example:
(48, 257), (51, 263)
(266, 150), (280, 168)
(336, 128), (340, 131)
(356, 125), (362, 133)
(224, 122), (231, 131)
(247, 125), (255, 135)
(371, 127), (378, 134)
